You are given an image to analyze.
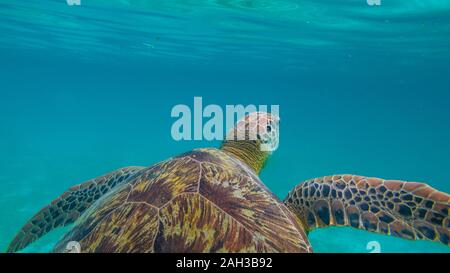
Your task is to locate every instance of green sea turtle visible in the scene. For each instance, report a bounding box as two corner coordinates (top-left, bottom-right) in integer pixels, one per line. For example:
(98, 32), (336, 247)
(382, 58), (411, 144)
(7, 112), (450, 253)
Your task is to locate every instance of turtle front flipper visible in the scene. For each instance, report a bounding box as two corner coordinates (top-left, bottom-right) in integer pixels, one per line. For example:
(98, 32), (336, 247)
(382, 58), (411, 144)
(284, 175), (449, 246)
(7, 166), (144, 253)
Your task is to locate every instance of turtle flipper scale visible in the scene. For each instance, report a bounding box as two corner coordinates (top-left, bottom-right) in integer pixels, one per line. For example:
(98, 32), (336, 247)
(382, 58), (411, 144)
(284, 175), (449, 246)
(6, 166), (144, 253)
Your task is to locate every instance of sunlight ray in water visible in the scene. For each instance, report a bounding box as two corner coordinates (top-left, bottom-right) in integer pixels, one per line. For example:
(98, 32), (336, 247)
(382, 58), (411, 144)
(0, 0), (449, 64)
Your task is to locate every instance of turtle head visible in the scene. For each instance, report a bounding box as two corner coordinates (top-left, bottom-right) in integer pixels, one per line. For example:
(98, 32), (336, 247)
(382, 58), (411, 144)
(226, 112), (280, 152)
(220, 112), (280, 174)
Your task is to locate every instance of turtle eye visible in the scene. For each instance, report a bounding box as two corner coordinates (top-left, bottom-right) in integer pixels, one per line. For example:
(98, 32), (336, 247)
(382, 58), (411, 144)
(266, 125), (272, 132)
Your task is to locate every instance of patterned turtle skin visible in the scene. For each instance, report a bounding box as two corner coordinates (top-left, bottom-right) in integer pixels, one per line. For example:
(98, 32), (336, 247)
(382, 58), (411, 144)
(51, 149), (311, 253)
(286, 175), (449, 245)
(7, 112), (449, 253)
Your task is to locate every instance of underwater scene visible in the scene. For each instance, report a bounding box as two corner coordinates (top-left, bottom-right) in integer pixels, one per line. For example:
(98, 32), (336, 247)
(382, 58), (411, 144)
(0, 0), (449, 253)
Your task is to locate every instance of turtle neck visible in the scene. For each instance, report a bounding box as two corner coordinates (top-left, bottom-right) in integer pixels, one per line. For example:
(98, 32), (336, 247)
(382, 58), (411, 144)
(220, 140), (269, 175)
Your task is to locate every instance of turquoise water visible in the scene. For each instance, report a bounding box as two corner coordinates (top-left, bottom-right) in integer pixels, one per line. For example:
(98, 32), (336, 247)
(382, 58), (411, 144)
(1, 0), (450, 253)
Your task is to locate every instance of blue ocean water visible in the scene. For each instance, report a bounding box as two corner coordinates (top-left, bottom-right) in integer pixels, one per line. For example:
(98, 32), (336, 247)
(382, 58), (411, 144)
(0, 0), (449, 253)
